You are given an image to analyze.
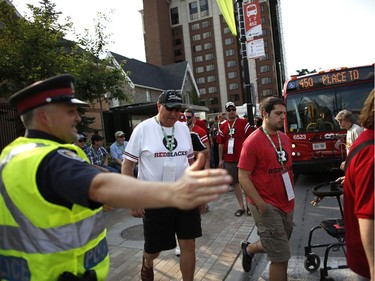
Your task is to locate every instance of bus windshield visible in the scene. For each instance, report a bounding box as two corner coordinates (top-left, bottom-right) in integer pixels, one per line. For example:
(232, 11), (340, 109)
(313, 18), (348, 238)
(285, 83), (373, 133)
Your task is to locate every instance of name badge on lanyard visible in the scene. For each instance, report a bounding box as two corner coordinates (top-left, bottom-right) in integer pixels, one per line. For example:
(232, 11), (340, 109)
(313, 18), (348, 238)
(227, 138), (234, 154)
(282, 171), (294, 201)
(227, 119), (237, 155)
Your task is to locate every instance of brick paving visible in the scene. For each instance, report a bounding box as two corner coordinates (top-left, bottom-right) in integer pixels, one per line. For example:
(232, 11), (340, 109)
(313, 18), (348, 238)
(103, 191), (255, 281)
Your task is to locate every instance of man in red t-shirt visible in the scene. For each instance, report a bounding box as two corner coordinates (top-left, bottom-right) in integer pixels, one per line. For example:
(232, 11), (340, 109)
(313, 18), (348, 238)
(238, 97), (294, 280)
(344, 90), (374, 280)
(217, 101), (252, 217)
(184, 109), (210, 169)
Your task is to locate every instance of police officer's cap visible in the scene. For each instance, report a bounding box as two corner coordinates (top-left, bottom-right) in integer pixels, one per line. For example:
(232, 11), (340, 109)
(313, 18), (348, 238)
(9, 74), (88, 114)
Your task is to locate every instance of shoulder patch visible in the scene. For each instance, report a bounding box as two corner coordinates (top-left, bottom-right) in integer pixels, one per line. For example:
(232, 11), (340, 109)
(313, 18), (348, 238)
(57, 149), (86, 162)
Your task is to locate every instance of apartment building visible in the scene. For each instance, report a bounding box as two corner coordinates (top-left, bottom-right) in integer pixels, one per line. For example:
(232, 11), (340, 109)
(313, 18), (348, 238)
(142, 0), (286, 113)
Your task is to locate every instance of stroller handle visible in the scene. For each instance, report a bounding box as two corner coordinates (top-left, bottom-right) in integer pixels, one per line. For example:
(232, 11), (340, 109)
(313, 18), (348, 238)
(312, 181), (343, 197)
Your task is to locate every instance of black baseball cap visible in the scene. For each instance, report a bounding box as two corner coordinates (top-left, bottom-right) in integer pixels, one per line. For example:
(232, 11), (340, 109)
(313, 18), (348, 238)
(158, 90), (184, 109)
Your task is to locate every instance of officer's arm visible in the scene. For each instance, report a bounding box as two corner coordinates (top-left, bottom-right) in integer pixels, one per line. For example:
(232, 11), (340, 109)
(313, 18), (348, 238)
(89, 153), (231, 210)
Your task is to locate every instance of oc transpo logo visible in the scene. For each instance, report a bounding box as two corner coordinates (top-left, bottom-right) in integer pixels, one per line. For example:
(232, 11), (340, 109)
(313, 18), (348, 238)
(163, 135), (177, 151)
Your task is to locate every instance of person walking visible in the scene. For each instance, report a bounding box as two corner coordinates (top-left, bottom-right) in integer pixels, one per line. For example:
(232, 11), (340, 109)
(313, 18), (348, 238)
(0, 75), (231, 281)
(335, 109), (363, 170)
(217, 101), (253, 217)
(122, 90), (203, 281)
(109, 130), (128, 172)
(343, 90), (374, 280)
(238, 97), (294, 281)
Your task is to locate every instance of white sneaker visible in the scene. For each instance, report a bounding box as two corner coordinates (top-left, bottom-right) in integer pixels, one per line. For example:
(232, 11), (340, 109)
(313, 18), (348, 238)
(175, 245), (180, 257)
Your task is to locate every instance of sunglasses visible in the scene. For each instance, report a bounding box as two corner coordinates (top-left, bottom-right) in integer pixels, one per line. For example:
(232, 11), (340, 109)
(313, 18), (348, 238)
(226, 108), (236, 112)
(165, 106), (182, 112)
(117, 135), (125, 138)
(78, 139), (86, 143)
(185, 115), (193, 119)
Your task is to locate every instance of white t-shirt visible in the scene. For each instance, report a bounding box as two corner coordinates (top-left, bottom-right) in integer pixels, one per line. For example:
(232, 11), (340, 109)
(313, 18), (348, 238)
(124, 117), (194, 181)
(346, 123), (363, 154)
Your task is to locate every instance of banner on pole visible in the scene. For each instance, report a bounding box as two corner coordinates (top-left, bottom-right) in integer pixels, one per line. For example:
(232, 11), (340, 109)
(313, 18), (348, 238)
(243, 0), (262, 39)
(246, 38), (265, 59)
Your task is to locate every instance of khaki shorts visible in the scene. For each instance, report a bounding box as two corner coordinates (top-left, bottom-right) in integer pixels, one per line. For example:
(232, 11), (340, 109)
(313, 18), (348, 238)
(249, 203), (294, 262)
(224, 161), (239, 184)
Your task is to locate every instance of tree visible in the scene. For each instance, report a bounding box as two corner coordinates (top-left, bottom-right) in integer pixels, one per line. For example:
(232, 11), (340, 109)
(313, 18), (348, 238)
(0, 0), (130, 136)
(295, 69), (317, 76)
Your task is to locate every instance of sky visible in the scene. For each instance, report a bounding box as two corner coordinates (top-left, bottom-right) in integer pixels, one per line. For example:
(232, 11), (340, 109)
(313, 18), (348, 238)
(12, 0), (375, 77)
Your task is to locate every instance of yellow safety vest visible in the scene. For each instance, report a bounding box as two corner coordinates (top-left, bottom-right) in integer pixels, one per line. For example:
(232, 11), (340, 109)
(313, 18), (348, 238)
(0, 137), (109, 281)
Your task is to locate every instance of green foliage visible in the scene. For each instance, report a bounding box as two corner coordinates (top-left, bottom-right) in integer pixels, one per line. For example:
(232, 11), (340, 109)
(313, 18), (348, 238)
(0, 0), (131, 133)
(296, 69), (317, 76)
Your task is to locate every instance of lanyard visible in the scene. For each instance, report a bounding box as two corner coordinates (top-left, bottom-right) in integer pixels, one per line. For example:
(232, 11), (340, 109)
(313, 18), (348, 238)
(155, 117), (175, 152)
(261, 127), (284, 168)
(228, 118), (237, 138)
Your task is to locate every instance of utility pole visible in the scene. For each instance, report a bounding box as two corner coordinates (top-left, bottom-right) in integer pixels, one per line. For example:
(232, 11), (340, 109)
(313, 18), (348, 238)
(235, 0), (254, 126)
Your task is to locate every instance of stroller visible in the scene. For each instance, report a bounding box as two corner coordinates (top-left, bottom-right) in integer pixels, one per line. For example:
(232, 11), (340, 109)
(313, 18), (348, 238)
(303, 181), (348, 281)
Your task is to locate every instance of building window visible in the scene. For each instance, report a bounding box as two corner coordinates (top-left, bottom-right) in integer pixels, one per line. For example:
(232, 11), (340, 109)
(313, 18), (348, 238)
(227, 60), (236, 67)
(146, 90), (151, 102)
(207, 75), (216, 82)
(204, 42), (213, 49)
(229, 83), (239, 90)
(205, 53), (214, 60)
(261, 77), (272, 84)
(200, 0), (209, 17)
(202, 31), (212, 39)
(172, 28), (180, 36)
(223, 26), (230, 34)
(225, 49), (235, 56)
(208, 86), (217, 94)
(202, 20), (210, 28)
(195, 66), (204, 73)
(261, 16), (266, 24)
(194, 45), (202, 52)
(170, 7), (179, 25)
(199, 88), (206, 95)
(259, 54), (269, 61)
(191, 23), (200, 30)
(192, 34), (201, 41)
(174, 49), (182, 56)
(196, 77), (205, 84)
(228, 71), (237, 79)
(262, 89), (273, 97)
(189, 2), (198, 20)
(224, 38), (234, 45)
(194, 55), (203, 62)
(262, 29), (267, 36)
(260, 65), (271, 73)
(206, 64), (215, 71)
(173, 38), (182, 46)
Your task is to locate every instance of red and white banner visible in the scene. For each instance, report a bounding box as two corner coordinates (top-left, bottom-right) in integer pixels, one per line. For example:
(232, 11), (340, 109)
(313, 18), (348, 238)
(243, 0), (262, 39)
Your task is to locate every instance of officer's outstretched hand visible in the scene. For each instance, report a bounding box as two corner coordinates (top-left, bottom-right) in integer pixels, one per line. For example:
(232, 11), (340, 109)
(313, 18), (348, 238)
(172, 153), (231, 209)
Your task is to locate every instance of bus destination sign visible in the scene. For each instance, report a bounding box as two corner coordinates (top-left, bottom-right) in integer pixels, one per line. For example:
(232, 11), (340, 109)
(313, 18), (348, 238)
(287, 66), (374, 91)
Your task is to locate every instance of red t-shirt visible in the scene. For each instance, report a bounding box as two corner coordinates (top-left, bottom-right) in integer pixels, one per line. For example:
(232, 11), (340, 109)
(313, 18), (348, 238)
(344, 129), (374, 279)
(216, 118), (252, 162)
(238, 128), (294, 213)
(192, 124), (209, 144)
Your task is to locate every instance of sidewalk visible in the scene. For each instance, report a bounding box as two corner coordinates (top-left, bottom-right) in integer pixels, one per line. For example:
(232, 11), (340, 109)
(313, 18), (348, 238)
(103, 191), (256, 281)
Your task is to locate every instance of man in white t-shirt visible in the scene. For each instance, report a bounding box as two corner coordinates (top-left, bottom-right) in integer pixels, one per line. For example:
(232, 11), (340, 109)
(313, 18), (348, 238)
(122, 90), (200, 281)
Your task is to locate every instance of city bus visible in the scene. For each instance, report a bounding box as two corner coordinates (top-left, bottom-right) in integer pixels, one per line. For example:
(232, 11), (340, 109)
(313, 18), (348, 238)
(283, 64), (374, 174)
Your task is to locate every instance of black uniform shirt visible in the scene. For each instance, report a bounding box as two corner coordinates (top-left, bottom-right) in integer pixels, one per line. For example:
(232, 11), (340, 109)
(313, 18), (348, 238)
(27, 130), (102, 210)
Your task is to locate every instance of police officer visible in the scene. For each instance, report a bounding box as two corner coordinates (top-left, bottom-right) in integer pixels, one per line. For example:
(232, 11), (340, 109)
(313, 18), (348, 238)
(0, 74), (231, 281)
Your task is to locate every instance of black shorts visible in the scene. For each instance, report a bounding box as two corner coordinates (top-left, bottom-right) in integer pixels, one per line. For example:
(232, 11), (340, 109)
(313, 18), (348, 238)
(143, 207), (202, 254)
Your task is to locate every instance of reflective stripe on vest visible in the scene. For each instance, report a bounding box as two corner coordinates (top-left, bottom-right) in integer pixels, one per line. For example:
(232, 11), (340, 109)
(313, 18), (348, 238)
(0, 143), (105, 254)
